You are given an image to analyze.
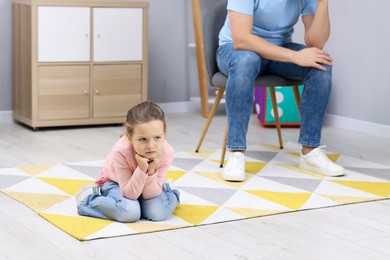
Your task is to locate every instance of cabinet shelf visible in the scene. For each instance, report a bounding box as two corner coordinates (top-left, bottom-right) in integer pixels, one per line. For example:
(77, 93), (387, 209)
(12, 0), (149, 129)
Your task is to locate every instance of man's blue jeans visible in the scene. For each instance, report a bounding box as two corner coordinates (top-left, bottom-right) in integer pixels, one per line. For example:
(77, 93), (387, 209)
(216, 43), (332, 150)
(78, 181), (180, 222)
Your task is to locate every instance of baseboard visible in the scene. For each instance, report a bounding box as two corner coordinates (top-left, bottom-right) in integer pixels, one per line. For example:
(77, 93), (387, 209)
(325, 113), (390, 139)
(0, 110), (12, 123)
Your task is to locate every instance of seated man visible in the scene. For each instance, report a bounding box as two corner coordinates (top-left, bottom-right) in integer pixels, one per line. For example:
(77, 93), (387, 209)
(217, 0), (346, 181)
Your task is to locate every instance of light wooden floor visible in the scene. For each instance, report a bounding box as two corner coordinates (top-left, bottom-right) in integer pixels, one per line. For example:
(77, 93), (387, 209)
(1, 112), (390, 260)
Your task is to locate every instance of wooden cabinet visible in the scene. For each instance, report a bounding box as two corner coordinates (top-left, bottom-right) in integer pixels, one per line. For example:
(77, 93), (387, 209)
(12, 0), (149, 129)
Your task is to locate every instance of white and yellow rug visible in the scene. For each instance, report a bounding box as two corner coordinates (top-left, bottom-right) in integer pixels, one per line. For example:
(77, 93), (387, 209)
(1, 142), (390, 241)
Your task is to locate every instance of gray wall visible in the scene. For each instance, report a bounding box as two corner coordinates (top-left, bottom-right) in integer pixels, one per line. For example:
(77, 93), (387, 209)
(0, 0), (12, 111)
(1, 0), (390, 127)
(293, 0), (390, 126)
(148, 0), (188, 102)
(329, 0), (390, 125)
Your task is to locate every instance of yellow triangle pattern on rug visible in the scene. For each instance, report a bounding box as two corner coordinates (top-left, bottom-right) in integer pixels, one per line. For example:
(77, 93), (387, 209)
(319, 195), (380, 204)
(165, 170), (186, 182)
(125, 221), (186, 233)
(0, 142), (389, 241)
(246, 190), (312, 210)
(331, 180), (390, 197)
(173, 204), (220, 225)
(279, 164), (326, 179)
(188, 149), (215, 159)
(195, 171), (255, 189)
(227, 207), (290, 218)
(19, 164), (55, 176)
(40, 213), (113, 240)
(260, 143), (282, 151)
(246, 162), (267, 174)
(2, 191), (69, 212)
(38, 177), (95, 196)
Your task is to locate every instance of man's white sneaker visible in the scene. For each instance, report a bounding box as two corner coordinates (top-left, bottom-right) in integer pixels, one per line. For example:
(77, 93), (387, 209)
(223, 152), (246, 181)
(299, 146), (346, 177)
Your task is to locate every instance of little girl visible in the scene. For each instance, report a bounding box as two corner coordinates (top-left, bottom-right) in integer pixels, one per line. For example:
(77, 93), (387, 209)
(77, 101), (180, 222)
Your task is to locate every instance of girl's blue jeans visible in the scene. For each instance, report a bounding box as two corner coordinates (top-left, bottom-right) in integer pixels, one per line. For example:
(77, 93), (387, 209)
(78, 181), (180, 223)
(216, 43), (332, 150)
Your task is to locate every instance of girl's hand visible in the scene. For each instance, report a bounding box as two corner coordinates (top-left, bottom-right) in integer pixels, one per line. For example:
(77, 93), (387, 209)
(135, 153), (150, 173)
(146, 156), (162, 176)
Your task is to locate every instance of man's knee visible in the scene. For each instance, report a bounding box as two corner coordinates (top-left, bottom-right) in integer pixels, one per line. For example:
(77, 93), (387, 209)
(236, 51), (261, 67)
(231, 50), (261, 76)
(309, 64), (332, 82)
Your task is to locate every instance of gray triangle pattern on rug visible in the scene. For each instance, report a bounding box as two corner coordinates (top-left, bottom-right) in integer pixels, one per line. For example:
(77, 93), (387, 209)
(345, 167), (390, 181)
(178, 186), (237, 206)
(64, 165), (102, 179)
(172, 158), (204, 171)
(0, 176), (30, 189)
(261, 176), (322, 192)
(245, 151), (279, 162)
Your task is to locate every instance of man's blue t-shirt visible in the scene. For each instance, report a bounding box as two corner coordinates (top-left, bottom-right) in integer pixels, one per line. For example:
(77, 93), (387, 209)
(219, 0), (318, 46)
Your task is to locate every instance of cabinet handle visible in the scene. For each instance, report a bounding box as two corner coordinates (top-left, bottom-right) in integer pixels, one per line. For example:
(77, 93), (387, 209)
(84, 90), (88, 95)
(96, 90), (100, 95)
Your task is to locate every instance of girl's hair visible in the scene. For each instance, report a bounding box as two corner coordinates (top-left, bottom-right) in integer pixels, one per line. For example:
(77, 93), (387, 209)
(124, 101), (166, 136)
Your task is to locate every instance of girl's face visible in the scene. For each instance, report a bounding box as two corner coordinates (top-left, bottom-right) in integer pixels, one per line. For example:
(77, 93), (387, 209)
(128, 120), (165, 159)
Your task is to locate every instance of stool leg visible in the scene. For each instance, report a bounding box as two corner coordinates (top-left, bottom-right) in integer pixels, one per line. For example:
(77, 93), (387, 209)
(195, 86), (225, 152)
(269, 86), (283, 149)
(220, 122), (228, 168)
(292, 85), (301, 115)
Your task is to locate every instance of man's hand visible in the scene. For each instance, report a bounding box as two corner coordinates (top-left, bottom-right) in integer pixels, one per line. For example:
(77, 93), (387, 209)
(293, 47), (333, 71)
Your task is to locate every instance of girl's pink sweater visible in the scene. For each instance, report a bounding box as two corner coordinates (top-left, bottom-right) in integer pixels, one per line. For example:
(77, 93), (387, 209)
(96, 136), (174, 200)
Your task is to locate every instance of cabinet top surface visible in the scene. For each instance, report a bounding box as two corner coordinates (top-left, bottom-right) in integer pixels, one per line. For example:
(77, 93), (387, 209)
(13, 0), (149, 7)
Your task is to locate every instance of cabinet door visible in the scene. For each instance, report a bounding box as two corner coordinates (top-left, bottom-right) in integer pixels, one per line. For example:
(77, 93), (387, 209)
(93, 8), (143, 62)
(38, 66), (90, 120)
(38, 7), (90, 62)
(93, 64), (142, 118)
